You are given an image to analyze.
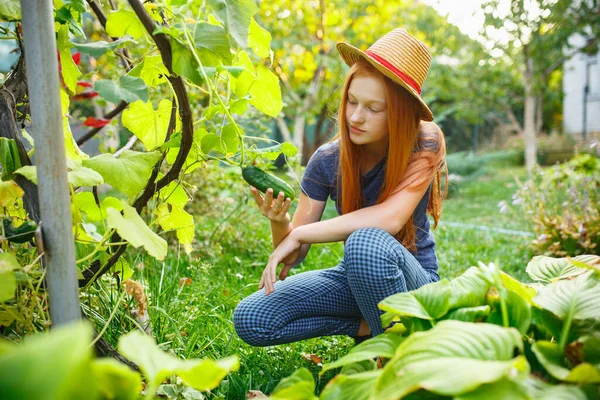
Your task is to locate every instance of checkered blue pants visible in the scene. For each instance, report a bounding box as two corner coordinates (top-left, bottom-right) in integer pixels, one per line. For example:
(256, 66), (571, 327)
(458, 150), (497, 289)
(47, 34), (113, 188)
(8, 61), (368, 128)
(233, 227), (439, 347)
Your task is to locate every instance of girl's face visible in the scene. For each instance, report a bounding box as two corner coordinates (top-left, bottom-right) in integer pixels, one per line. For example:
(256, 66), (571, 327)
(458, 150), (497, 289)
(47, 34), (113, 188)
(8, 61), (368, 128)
(345, 73), (389, 151)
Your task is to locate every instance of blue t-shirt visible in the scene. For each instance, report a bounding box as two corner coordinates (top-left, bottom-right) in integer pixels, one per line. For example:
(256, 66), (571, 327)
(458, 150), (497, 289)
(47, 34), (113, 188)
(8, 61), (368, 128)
(300, 140), (439, 279)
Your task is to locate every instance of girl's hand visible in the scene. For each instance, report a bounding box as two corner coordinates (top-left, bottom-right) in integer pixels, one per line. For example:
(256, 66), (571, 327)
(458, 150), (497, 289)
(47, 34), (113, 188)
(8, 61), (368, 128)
(250, 187), (292, 224)
(259, 230), (301, 295)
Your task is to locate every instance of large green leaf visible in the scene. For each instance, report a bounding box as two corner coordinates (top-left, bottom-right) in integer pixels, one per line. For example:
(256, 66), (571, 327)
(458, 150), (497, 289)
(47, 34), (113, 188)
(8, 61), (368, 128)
(486, 288), (532, 335)
(374, 321), (527, 399)
(447, 266), (492, 309)
(207, 0), (258, 49)
(0, 253), (19, 302)
(249, 64), (282, 117)
(378, 279), (451, 320)
(91, 358), (141, 400)
(319, 370), (381, 400)
(72, 37), (136, 57)
(82, 151), (162, 198)
(194, 22), (233, 64)
(321, 334), (404, 374)
(106, 9), (146, 39)
(0, 322), (96, 399)
(532, 341), (600, 384)
(74, 193), (122, 222)
(525, 377), (588, 400)
(231, 50), (255, 97)
(122, 99), (172, 150)
(500, 271), (537, 304)
(94, 76), (149, 104)
(440, 305), (490, 323)
(118, 330), (238, 396)
(248, 17), (271, 58)
(526, 255), (589, 283)
(533, 271), (600, 322)
(269, 367), (317, 400)
(454, 378), (529, 400)
(106, 202), (167, 261)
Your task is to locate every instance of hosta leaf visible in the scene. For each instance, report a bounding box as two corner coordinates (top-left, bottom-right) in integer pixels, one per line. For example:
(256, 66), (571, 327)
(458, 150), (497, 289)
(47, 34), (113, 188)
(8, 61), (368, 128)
(448, 266), (492, 309)
(270, 367), (317, 400)
(378, 279), (451, 320)
(82, 151), (162, 198)
(526, 256), (588, 283)
(91, 358), (141, 400)
(321, 334), (403, 374)
(533, 384), (587, 400)
(106, 202), (167, 261)
(106, 9), (145, 39)
(500, 272), (537, 304)
(0, 181), (23, 207)
(207, 0), (258, 49)
(569, 255), (600, 276)
(248, 17), (271, 58)
(532, 341), (600, 383)
(486, 288), (532, 335)
(72, 37), (136, 57)
(0, 253), (19, 302)
(320, 370), (381, 400)
(374, 321), (527, 399)
(194, 22), (232, 64)
(440, 305), (490, 323)
(118, 330), (238, 393)
(455, 378), (529, 400)
(0, 322), (95, 399)
(249, 65), (282, 118)
(533, 271), (600, 321)
(121, 100), (172, 150)
(94, 76), (148, 104)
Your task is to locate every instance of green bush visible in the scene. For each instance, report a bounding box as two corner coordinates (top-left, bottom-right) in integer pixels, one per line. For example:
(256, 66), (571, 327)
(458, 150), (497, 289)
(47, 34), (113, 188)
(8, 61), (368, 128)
(515, 154), (600, 257)
(270, 255), (600, 399)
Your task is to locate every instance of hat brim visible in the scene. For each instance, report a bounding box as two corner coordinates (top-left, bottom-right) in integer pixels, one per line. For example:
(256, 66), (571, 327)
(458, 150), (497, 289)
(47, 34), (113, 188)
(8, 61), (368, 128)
(336, 42), (434, 122)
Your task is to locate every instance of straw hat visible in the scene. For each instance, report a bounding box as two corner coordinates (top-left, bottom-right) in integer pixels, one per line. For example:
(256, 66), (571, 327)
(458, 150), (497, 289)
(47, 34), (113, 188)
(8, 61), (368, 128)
(336, 28), (433, 122)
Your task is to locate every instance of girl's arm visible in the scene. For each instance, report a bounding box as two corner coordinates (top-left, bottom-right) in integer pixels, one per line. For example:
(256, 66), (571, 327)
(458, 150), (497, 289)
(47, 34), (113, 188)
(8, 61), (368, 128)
(292, 182), (430, 245)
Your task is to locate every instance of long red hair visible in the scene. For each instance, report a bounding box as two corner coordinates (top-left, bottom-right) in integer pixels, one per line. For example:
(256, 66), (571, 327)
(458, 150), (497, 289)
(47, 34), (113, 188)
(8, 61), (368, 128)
(331, 59), (447, 251)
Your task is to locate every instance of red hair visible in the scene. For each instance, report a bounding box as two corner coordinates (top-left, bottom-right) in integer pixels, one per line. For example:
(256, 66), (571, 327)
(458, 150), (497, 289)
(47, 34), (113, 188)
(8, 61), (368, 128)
(331, 59), (447, 251)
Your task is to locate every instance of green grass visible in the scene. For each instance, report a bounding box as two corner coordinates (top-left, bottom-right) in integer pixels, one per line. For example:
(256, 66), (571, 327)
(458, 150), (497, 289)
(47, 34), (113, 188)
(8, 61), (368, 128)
(88, 164), (536, 399)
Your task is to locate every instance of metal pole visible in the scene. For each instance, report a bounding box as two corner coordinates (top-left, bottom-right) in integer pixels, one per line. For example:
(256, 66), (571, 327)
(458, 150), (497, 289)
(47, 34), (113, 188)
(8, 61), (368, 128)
(20, 0), (80, 325)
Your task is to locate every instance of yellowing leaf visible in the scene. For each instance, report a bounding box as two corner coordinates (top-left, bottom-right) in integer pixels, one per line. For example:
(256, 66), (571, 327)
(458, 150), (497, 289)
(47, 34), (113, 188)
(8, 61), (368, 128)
(122, 100), (172, 150)
(249, 65), (282, 117)
(248, 18), (271, 59)
(0, 181), (24, 207)
(0, 253), (20, 303)
(57, 24), (81, 93)
(106, 9), (146, 39)
(155, 204), (194, 254)
(106, 202), (167, 261)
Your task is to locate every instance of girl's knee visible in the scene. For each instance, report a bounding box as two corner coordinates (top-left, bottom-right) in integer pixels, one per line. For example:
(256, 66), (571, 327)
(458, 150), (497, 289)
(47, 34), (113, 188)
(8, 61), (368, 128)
(233, 295), (282, 347)
(344, 228), (400, 271)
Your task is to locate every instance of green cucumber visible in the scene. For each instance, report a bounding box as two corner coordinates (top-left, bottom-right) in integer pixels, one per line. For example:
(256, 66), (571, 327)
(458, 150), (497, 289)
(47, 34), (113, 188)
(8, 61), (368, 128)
(242, 165), (295, 200)
(2, 219), (37, 244)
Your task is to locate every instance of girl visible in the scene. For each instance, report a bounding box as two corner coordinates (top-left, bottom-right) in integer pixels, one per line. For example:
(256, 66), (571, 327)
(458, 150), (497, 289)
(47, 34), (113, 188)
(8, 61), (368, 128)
(234, 28), (447, 346)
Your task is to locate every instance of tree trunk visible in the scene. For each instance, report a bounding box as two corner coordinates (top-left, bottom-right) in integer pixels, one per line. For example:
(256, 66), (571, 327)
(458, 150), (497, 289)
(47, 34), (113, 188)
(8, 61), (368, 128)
(523, 58), (537, 171)
(535, 94), (543, 136)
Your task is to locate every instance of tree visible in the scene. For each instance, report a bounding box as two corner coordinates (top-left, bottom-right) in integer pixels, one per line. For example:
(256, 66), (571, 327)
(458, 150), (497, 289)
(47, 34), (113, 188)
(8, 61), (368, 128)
(482, 0), (599, 170)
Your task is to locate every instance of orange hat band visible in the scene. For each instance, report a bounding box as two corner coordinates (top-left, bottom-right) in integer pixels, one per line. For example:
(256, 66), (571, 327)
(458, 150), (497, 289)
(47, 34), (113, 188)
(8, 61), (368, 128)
(364, 50), (422, 94)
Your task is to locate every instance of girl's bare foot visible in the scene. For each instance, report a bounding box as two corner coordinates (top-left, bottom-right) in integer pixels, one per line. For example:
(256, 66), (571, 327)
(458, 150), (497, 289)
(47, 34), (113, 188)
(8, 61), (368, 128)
(357, 316), (371, 337)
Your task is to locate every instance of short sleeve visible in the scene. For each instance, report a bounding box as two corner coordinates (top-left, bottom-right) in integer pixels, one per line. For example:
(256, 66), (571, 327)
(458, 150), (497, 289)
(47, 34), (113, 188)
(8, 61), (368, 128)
(300, 148), (330, 201)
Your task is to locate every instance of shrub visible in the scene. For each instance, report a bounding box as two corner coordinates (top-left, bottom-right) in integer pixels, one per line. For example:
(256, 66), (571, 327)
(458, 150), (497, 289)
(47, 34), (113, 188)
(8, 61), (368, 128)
(515, 154), (600, 256)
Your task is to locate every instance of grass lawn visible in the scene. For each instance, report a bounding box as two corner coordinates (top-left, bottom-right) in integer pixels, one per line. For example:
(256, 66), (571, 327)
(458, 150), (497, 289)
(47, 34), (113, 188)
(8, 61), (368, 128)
(94, 164), (536, 399)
